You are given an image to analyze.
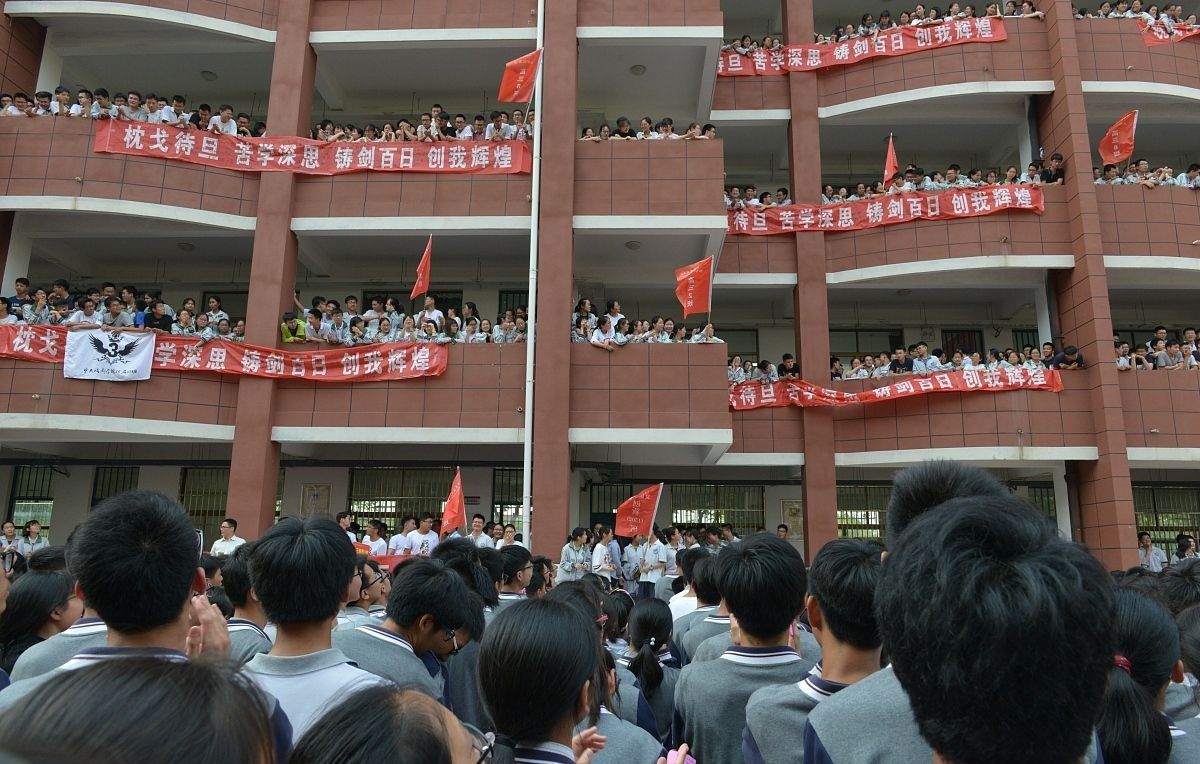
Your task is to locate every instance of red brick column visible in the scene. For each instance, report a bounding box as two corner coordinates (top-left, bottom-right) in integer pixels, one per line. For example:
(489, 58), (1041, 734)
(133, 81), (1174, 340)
(225, 0), (317, 536)
(1038, 0), (1136, 569)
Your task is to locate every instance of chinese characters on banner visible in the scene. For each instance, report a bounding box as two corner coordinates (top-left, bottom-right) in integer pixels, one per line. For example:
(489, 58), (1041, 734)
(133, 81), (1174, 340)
(729, 368), (1064, 411)
(0, 325), (448, 383)
(674, 256), (714, 319)
(717, 18), (1006, 76)
(615, 483), (665, 539)
(1138, 21), (1200, 45)
(728, 186), (1044, 236)
(93, 120), (532, 176)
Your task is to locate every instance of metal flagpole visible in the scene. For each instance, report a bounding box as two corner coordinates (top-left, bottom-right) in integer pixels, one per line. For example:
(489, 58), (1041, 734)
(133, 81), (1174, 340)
(519, 0), (546, 549)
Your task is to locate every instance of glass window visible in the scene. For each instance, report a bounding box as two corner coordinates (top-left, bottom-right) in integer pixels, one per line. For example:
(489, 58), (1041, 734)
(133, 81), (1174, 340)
(1011, 328), (1040, 353)
(349, 467), (455, 533)
(671, 484), (764, 532)
(836, 484), (891, 539)
(492, 468), (526, 533)
(1134, 484), (1200, 550)
(830, 330), (905, 364)
(9, 465), (55, 534)
(91, 466), (139, 507)
(498, 291), (529, 316)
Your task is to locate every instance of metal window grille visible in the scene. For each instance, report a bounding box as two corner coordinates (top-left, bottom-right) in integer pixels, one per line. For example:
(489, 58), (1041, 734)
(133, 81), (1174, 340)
(1011, 328), (1041, 352)
(588, 483), (632, 529)
(941, 329), (985, 356)
(180, 468), (231, 544)
(349, 467), (455, 533)
(1133, 484), (1200, 550)
(9, 465), (55, 533)
(498, 291), (529, 316)
(836, 484), (891, 539)
(492, 468), (525, 533)
(91, 466), (139, 507)
(670, 485), (765, 532)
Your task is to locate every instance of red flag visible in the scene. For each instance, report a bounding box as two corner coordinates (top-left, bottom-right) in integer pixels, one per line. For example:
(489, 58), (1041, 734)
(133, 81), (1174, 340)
(615, 483), (664, 539)
(410, 235), (432, 301)
(1098, 109), (1138, 165)
(498, 49), (542, 103)
(674, 256), (714, 318)
(441, 467), (465, 538)
(883, 133), (899, 185)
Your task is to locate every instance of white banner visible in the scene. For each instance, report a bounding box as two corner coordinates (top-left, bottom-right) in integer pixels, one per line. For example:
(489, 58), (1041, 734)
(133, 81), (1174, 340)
(64, 328), (156, 381)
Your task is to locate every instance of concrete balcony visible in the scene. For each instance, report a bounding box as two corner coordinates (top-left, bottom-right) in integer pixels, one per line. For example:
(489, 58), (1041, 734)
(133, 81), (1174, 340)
(1121, 371), (1200, 450)
(6, 0), (278, 32)
(1077, 17), (1200, 90)
(311, 0), (535, 31)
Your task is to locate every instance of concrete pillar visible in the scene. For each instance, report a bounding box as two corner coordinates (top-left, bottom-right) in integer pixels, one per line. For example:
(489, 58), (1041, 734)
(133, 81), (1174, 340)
(34, 30), (62, 94)
(1035, 274), (1053, 346)
(48, 465), (94, 543)
(0, 214), (31, 297)
(1051, 464), (1073, 541)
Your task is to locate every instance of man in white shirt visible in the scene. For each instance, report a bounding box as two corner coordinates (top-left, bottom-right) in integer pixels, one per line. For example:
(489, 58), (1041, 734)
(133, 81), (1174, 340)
(485, 110), (515, 140)
(416, 112), (441, 142)
(603, 300), (624, 328)
(142, 93), (163, 124)
(592, 526), (617, 580)
(1176, 163), (1200, 189)
(1138, 531), (1168, 573)
(64, 298), (104, 327)
(453, 114), (473, 140)
(363, 519), (388, 557)
(402, 514), (440, 557)
(208, 104), (237, 135)
(120, 91), (147, 122)
(319, 308), (351, 345)
(467, 514), (493, 549)
(418, 296), (444, 333)
(336, 512), (356, 543)
(640, 532), (669, 600)
(210, 517), (246, 556)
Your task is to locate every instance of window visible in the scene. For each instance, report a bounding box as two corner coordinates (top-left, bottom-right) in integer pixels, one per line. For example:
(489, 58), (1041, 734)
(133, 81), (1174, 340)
(92, 466), (139, 506)
(1116, 328), (1178, 351)
(720, 330), (759, 363)
(941, 329), (985, 356)
(588, 483), (631, 530)
(1011, 328), (1040, 352)
(408, 291), (463, 320)
(1133, 484), (1200, 549)
(671, 484), (765, 532)
(830, 330), (905, 363)
(181, 468), (231, 545)
(9, 465), (55, 534)
(201, 291), (248, 323)
(498, 291), (528, 316)
(492, 468), (525, 533)
(349, 468), (455, 532)
(836, 484), (890, 539)
(1011, 482), (1056, 520)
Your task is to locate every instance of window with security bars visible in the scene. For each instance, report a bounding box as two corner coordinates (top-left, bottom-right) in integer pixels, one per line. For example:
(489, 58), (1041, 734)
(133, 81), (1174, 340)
(830, 330), (905, 364)
(941, 329), (985, 356)
(671, 485), (765, 533)
(588, 483), (631, 530)
(1133, 484), (1200, 549)
(181, 468), (231, 545)
(349, 468), (455, 532)
(837, 484), (891, 539)
(91, 466), (139, 507)
(9, 465), (55, 533)
(492, 468), (525, 533)
(498, 291), (528, 316)
(1012, 483), (1057, 520)
(1011, 328), (1041, 352)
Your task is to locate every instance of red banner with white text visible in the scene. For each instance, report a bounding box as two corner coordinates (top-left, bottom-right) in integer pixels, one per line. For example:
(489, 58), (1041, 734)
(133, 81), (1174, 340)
(93, 120), (532, 175)
(730, 368), (1063, 410)
(718, 18), (1006, 76)
(1138, 21), (1200, 46)
(728, 186), (1044, 235)
(0, 325), (447, 383)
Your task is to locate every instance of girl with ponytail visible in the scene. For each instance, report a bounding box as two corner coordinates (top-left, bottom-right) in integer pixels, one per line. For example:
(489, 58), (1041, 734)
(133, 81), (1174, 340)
(621, 597), (678, 742)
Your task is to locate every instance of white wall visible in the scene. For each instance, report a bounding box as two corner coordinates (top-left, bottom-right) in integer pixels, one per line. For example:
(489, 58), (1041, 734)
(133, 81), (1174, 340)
(757, 326), (795, 363)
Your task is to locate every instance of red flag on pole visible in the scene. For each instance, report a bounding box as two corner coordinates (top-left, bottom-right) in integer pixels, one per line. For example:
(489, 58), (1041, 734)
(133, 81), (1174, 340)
(615, 483), (664, 539)
(674, 256), (714, 318)
(441, 467), (465, 538)
(410, 235), (432, 301)
(883, 133), (899, 185)
(498, 50), (543, 103)
(1098, 109), (1138, 165)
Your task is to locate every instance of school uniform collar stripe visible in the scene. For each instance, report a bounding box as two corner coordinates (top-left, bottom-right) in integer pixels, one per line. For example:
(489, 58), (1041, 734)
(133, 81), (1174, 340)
(797, 673), (849, 702)
(498, 591), (525, 600)
(62, 647), (188, 671)
(703, 614), (731, 624)
(720, 646), (802, 665)
(513, 742), (575, 764)
(357, 624), (414, 653)
(227, 619), (269, 639)
(65, 617), (107, 634)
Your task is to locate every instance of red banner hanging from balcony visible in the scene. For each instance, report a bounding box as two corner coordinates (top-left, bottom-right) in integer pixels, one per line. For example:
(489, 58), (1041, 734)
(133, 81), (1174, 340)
(727, 186), (1044, 235)
(729, 368), (1064, 411)
(0, 325), (448, 383)
(717, 18), (1006, 76)
(1138, 21), (1200, 46)
(93, 120), (532, 175)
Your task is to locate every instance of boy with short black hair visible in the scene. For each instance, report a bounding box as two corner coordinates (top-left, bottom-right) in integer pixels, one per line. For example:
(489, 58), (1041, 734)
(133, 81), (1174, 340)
(219, 543), (271, 664)
(678, 553), (730, 664)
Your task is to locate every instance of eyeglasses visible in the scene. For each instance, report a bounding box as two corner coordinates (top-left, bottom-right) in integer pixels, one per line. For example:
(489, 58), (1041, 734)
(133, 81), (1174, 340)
(365, 571), (385, 589)
(2, 549), (16, 573)
(444, 628), (461, 656)
(463, 723), (495, 764)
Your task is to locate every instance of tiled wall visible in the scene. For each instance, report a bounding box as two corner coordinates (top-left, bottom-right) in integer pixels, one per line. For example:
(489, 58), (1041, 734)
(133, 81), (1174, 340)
(729, 407), (804, 453)
(576, 0), (721, 27)
(817, 19), (1051, 108)
(24, 0), (278, 30)
(1120, 371), (1200, 449)
(0, 358), (239, 425)
(273, 344), (525, 429)
(712, 77), (791, 111)
(311, 0), (536, 31)
(1076, 18), (1200, 89)
(292, 172), (531, 217)
(824, 187), (1073, 273)
(574, 139), (726, 216)
(718, 235), (797, 273)
(569, 343), (730, 429)
(0, 4), (43, 96)
(1095, 186), (1200, 259)
(0, 118), (259, 218)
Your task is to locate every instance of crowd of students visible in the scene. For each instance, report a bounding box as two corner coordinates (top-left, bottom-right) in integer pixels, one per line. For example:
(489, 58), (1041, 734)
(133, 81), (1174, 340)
(1115, 327), (1200, 370)
(815, 1), (1047, 43)
(281, 294), (531, 347)
(0, 461), (1196, 763)
(571, 299), (725, 351)
(0, 86), (264, 136)
(1094, 161), (1200, 188)
(578, 117), (717, 142)
(1076, 0), (1198, 24)
(317, 105), (533, 144)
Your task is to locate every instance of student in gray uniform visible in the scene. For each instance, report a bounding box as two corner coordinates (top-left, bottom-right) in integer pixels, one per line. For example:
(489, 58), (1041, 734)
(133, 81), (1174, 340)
(495, 544), (532, 613)
(339, 558), (384, 630)
(834, 494), (1115, 764)
(581, 651), (666, 764)
(672, 555), (719, 660)
(333, 557), (483, 699)
(1174, 605), (1200, 727)
(434, 539), (502, 733)
(671, 534), (811, 764)
(688, 617), (822, 667)
(8, 609), (107, 681)
(218, 543), (272, 665)
(679, 600), (730, 665)
(743, 538), (884, 764)
(620, 598), (679, 742)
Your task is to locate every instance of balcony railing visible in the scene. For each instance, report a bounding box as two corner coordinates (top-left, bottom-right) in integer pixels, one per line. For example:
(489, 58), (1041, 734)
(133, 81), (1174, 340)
(577, 0), (721, 27)
(574, 139), (726, 216)
(1094, 185), (1200, 260)
(16, 0), (278, 30)
(311, 0), (536, 31)
(1077, 18), (1200, 90)
(1120, 371), (1200, 449)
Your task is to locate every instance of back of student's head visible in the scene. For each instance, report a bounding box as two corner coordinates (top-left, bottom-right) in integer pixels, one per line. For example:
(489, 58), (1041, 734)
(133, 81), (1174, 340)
(249, 517), (355, 625)
(199, 553), (222, 580)
(290, 685), (460, 764)
(388, 557), (484, 641)
(1161, 557), (1200, 615)
(690, 554), (720, 605)
(875, 494), (1114, 764)
(808, 538), (884, 649)
(603, 589), (633, 644)
(676, 546), (706, 582)
(499, 544), (532, 586)
(26, 545), (66, 572)
(885, 460), (1008, 543)
(479, 598), (599, 746)
(219, 543), (254, 609)
(716, 534), (807, 639)
(1098, 588), (1179, 764)
(432, 537), (499, 608)
(1180, 604), (1200, 680)
(627, 597), (672, 698)
(0, 657), (274, 764)
(1114, 566), (1160, 598)
(69, 490), (199, 633)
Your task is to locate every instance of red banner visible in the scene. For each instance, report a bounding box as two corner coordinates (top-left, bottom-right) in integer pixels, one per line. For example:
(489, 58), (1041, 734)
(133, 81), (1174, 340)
(730, 368), (1063, 410)
(411, 236), (432, 301)
(615, 483), (664, 539)
(1099, 109), (1138, 165)
(1138, 21), (1200, 46)
(441, 468), (465, 538)
(0, 325), (447, 383)
(499, 49), (542, 103)
(728, 186), (1044, 236)
(675, 256), (714, 319)
(93, 120), (532, 176)
(718, 18), (1006, 76)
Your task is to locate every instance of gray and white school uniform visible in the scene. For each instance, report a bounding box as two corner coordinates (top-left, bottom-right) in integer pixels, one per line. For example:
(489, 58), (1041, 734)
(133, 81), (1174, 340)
(0, 646), (192, 713)
(744, 670), (847, 764)
(575, 707), (664, 764)
(654, 575), (679, 602)
(447, 636), (493, 731)
(338, 606), (376, 630)
(672, 605), (716, 649)
(804, 665), (928, 763)
(9, 616), (107, 681)
(614, 661), (660, 738)
(559, 542), (592, 582)
(1166, 676), (1200, 720)
(332, 624), (442, 698)
(617, 652), (680, 742)
(691, 627), (822, 668)
(494, 591), (525, 614)
(622, 543), (645, 582)
(227, 618), (272, 664)
(680, 613), (730, 663)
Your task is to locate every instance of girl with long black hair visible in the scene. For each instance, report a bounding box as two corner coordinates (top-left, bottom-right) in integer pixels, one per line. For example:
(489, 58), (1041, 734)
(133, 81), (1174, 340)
(621, 598), (679, 742)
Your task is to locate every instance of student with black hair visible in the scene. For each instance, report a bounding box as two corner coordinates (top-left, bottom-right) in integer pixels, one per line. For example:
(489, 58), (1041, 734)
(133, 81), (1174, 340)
(0, 569), (80, 674)
(0, 491), (231, 714)
(1098, 589), (1200, 764)
(528, 555), (553, 598)
(200, 553), (223, 588)
(604, 589), (634, 661)
(334, 556), (481, 700)
(744, 538), (884, 764)
(654, 526), (683, 602)
(434, 538), (501, 732)
(667, 547), (708, 620)
(1162, 558), (1200, 616)
(621, 597), (678, 742)
(243, 517), (384, 743)
(679, 551), (732, 665)
(290, 685), (483, 764)
(560, 528), (592, 584)
(206, 585), (234, 619)
(340, 558), (384, 629)
(9, 598), (106, 680)
(672, 534), (812, 763)
(584, 649), (667, 764)
(671, 554), (719, 655)
(219, 543), (271, 664)
(496, 544), (533, 612)
(850, 494), (1114, 764)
